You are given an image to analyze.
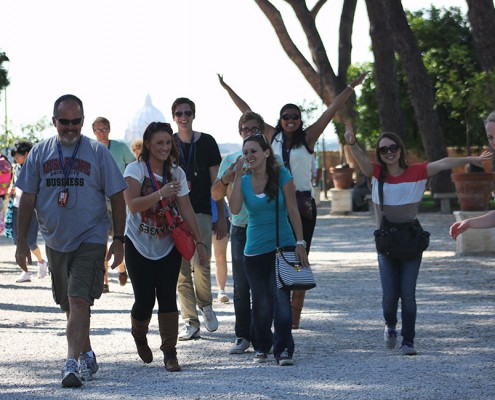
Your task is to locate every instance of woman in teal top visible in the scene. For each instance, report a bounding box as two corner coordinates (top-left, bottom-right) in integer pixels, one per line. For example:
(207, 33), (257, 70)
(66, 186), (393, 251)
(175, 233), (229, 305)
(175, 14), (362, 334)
(230, 134), (308, 365)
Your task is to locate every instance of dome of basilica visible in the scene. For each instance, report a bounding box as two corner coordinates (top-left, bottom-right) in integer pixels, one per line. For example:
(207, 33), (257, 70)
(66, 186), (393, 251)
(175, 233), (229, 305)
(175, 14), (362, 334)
(125, 95), (167, 142)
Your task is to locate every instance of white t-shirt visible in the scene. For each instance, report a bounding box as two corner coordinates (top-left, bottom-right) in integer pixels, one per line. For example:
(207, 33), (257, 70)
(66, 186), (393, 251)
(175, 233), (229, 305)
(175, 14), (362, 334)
(124, 161), (189, 260)
(271, 132), (314, 194)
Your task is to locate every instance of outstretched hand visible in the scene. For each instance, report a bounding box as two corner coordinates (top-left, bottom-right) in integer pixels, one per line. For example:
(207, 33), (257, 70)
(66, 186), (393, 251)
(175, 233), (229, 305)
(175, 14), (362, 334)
(217, 73), (226, 88)
(471, 150), (494, 168)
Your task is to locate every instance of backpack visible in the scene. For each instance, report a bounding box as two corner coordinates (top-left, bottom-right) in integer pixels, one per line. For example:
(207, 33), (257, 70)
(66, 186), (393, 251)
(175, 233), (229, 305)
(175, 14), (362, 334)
(0, 155), (12, 196)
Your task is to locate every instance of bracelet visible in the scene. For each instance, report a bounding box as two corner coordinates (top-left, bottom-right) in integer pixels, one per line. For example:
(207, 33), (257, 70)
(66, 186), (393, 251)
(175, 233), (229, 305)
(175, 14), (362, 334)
(347, 85), (354, 91)
(196, 242), (207, 249)
(347, 141), (356, 146)
(296, 240), (307, 247)
(220, 175), (228, 186)
(158, 190), (163, 201)
(113, 235), (125, 243)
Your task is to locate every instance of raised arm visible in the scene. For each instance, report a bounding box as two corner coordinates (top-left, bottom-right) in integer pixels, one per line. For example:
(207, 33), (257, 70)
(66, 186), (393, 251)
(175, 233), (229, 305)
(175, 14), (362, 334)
(426, 150), (493, 177)
(344, 121), (373, 178)
(305, 71), (369, 150)
(217, 74), (276, 140)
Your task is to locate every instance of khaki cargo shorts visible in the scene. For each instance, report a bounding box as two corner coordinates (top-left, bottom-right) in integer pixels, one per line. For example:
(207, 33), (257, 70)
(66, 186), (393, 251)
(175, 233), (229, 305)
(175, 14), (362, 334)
(46, 243), (106, 311)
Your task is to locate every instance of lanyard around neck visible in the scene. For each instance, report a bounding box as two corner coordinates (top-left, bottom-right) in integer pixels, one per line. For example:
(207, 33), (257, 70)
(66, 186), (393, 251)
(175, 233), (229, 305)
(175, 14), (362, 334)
(146, 160), (167, 209)
(56, 138), (81, 187)
(177, 132), (195, 175)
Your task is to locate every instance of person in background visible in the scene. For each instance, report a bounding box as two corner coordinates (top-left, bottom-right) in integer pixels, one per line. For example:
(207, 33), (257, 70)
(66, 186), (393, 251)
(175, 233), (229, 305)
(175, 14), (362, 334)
(15, 94), (127, 387)
(450, 111), (495, 239)
(211, 111), (265, 354)
(10, 141), (48, 282)
(345, 121), (491, 356)
(0, 153), (12, 236)
(124, 122), (206, 373)
(171, 97), (227, 340)
(211, 197), (231, 303)
(131, 138), (143, 160)
(218, 71), (368, 329)
(229, 134), (308, 365)
(92, 117), (134, 291)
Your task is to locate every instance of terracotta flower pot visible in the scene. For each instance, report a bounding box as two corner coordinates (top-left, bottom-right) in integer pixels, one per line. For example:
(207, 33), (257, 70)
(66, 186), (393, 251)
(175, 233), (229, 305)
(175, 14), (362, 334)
(330, 167), (354, 190)
(451, 172), (495, 211)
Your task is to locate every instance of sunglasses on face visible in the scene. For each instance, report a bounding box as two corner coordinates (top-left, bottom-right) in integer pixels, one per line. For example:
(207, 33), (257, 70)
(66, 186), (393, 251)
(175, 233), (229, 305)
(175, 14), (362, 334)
(240, 126), (262, 134)
(94, 128), (109, 133)
(56, 117), (83, 126)
(174, 111), (193, 117)
(281, 113), (300, 121)
(378, 144), (400, 155)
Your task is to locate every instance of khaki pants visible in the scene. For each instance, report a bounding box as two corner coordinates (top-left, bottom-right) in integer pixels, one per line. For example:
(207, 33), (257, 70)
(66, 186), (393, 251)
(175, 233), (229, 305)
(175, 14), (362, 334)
(177, 213), (212, 327)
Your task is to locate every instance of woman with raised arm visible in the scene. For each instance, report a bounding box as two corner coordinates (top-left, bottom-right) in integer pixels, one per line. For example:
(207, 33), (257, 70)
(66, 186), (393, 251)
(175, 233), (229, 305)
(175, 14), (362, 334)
(124, 122), (206, 373)
(345, 121), (492, 356)
(218, 71), (368, 328)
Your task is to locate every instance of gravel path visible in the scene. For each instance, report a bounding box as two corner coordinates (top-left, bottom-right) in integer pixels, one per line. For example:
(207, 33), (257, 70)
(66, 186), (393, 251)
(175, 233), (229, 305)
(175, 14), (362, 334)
(0, 200), (494, 399)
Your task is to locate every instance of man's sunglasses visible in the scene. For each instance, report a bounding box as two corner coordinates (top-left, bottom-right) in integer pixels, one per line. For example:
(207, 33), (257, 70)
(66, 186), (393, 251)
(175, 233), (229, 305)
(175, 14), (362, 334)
(378, 144), (400, 155)
(174, 111), (193, 117)
(56, 117), (83, 126)
(281, 113), (300, 121)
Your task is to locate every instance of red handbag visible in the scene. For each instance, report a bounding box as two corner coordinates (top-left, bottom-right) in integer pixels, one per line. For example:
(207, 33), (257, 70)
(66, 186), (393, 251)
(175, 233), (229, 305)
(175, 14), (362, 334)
(163, 209), (196, 260)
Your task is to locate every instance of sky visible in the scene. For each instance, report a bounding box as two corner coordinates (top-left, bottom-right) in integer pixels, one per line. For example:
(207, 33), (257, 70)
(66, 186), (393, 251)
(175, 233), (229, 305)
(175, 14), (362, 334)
(0, 0), (468, 150)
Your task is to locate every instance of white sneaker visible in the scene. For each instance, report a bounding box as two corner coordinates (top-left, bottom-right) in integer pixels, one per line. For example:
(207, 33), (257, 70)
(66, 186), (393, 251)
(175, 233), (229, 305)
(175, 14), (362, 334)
(38, 260), (48, 279)
(16, 271), (31, 283)
(229, 337), (250, 354)
(217, 291), (230, 303)
(200, 305), (219, 332)
(178, 324), (200, 341)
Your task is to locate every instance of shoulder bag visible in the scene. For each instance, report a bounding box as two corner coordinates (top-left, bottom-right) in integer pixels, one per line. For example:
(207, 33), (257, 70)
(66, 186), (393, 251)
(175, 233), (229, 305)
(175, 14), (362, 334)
(373, 179), (430, 259)
(274, 189), (316, 290)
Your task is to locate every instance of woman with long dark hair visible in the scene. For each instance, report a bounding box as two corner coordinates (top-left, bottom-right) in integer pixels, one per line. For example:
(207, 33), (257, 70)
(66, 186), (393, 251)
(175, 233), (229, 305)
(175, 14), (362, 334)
(229, 134), (308, 365)
(124, 122), (206, 372)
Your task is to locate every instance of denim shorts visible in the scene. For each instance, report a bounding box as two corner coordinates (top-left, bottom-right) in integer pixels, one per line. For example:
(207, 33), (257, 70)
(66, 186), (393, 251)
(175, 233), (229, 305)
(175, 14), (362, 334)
(46, 243), (106, 311)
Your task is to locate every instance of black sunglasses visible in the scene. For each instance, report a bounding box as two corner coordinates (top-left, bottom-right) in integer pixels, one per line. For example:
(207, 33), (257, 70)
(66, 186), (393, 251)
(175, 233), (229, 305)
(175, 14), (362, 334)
(240, 126), (262, 134)
(56, 117), (83, 126)
(174, 111), (193, 117)
(243, 133), (266, 143)
(281, 113), (300, 121)
(378, 144), (400, 155)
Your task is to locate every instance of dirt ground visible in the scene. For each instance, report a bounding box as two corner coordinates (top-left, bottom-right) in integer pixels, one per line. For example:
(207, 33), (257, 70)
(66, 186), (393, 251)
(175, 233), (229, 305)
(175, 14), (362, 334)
(0, 200), (494, 399)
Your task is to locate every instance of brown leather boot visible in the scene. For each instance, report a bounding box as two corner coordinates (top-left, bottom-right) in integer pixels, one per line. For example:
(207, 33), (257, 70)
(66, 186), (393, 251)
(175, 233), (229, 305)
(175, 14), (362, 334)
(158, 312), (181, 372)
(131, 316), (153, 363)
(291, 290), (306, 329)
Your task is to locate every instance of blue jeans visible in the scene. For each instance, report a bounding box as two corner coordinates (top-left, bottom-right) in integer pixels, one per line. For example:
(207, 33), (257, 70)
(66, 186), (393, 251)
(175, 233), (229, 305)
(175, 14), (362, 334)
(273, 284), (294, 358)
(231, 225), (251, 340)
(244, 252), (275, 354)
(378, 253), (421, 344)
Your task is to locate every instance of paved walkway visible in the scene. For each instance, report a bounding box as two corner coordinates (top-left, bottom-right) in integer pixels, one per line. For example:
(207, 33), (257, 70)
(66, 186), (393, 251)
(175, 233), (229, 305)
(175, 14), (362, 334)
(0, 201), (494, 399)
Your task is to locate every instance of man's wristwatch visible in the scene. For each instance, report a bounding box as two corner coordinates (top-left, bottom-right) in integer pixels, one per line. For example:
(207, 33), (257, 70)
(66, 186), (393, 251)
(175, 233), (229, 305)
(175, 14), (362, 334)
(113, 235), (125, 243)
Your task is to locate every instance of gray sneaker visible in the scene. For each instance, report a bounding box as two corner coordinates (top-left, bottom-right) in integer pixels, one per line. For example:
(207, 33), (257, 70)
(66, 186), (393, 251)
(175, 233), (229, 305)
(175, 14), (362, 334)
(61, 359), (83, 388)
(400, 342), (417, 356)
(200, 305), (219, 332)
(276, 350), (294, 366)
(79, 353), (99, 381)
(229, 337), (250, 354)
(384, 326), (398, 349)
(178, 324), (200, 341)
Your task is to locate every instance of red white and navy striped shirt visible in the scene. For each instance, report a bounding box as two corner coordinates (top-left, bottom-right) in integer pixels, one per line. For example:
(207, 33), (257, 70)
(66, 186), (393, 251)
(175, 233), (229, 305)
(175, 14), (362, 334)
(371, 162), (428, 227)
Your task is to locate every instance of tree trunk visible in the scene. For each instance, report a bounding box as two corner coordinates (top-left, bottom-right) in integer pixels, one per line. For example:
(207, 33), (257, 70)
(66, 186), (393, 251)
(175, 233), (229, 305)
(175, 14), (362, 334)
(381, 0), (452, 193)
(466, 0), (495, 72)
(365, 0), (405, 140)
(254, 0), (357, 122)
